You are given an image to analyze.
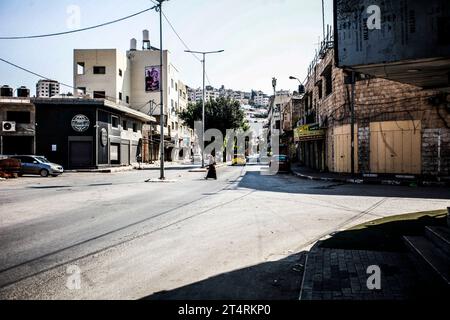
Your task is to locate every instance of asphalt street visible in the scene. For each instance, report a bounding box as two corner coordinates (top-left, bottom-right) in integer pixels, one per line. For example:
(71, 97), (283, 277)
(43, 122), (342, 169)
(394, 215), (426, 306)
(0, 165), (449, 299)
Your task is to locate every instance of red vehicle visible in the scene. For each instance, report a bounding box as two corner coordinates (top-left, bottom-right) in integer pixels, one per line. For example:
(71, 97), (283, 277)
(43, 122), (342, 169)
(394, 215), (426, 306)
(269, 155), (291, 173)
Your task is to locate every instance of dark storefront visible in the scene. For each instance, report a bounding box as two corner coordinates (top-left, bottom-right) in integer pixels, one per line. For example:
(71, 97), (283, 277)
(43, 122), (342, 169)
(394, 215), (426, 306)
(295, 123), (326, 171)
(33, 98), (155, 170)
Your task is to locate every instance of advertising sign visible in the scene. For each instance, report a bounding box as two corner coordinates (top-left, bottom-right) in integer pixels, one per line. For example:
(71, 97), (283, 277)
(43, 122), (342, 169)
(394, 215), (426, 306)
(145, 66), (161, 92)
(294, 124), (326, 142)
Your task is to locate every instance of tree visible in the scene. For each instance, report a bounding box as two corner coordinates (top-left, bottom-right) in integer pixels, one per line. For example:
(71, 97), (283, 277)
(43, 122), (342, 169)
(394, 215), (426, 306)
(178, 97), (247, 135)
(178, 97), (249, 160)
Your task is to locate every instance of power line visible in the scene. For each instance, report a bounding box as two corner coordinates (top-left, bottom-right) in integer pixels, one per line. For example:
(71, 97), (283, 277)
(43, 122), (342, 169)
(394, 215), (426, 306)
(0, 6), (157, 40)
(149, 0), (217, 87)
(0, 57), (118, 102)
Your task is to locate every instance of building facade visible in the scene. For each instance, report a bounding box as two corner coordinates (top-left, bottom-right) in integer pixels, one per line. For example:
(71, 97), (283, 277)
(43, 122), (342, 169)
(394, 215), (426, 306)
(294, 46), (450, 177)
(36, 80), (60, 98)
(73, 37), (195, 163)
(0, 95), (36, 156)
(33, 98), (155, 169)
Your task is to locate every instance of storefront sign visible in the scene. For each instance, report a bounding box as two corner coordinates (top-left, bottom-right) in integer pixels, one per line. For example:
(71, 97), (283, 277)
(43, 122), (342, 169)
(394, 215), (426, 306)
(294, 123), (326, 142)
(100, 128), (108, 147)
(71, 114), (90, 133)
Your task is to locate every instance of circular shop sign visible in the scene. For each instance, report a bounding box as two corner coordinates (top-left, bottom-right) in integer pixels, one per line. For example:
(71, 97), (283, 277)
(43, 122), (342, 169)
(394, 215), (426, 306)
(71, 114), (90, 132)
(100, 128), (108, 147)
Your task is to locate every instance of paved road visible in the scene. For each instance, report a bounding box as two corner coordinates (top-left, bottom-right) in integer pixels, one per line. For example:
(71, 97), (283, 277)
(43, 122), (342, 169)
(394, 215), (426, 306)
(0, 165), (449, 300)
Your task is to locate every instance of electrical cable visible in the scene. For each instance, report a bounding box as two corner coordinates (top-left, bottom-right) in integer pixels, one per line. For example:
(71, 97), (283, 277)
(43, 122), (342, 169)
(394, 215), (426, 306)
(0, 6), (157, 40)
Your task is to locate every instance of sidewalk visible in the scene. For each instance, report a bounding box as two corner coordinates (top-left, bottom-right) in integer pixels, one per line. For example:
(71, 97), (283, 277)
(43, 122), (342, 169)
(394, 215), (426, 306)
(291, 164), (450, 187)
(65, 161), (230, 173)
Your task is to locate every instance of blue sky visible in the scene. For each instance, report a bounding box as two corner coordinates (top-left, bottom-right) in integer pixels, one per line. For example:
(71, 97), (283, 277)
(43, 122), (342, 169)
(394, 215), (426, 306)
(0, 0), (333, 95)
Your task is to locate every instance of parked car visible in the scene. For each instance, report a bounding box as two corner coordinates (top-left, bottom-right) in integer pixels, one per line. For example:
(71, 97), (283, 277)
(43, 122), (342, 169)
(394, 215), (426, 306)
(246, 154), (260, 165)
(10, 156), (64, 177)
(269, 155), (291, 173)
(232, 154), (247, 166)
(258, 154), (270, 165)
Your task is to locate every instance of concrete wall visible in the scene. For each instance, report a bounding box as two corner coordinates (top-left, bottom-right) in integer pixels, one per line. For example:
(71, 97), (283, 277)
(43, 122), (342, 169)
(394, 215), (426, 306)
(74, 49), (119, 102)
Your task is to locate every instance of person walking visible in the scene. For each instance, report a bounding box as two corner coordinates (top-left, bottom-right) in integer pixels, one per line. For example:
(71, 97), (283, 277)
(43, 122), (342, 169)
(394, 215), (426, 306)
(205, 154), (217, 180)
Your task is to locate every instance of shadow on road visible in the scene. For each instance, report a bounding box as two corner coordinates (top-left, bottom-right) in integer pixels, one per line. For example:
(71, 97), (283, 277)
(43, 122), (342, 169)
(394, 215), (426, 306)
(237, 171), (450, 200)
(142, 252), (306, 300)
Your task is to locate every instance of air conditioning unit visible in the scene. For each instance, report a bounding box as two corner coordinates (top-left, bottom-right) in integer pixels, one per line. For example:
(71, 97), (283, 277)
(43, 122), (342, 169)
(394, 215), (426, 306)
(2, 121), (16, 132)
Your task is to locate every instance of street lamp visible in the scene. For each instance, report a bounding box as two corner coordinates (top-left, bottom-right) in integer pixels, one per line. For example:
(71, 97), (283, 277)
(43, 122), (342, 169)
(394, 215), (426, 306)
(185, 49), (224, 168)
(289, 76), (305, 94)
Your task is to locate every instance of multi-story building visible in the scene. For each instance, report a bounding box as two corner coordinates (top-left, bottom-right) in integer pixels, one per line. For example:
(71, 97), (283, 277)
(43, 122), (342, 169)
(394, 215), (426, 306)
(267, 92), (292, 154)
(36, 80), (60, 98)
(253, 91), (270, 107)
(293, 41), (450, 177)
(0, 86), (35, 156)
(73, 32), (196, 162)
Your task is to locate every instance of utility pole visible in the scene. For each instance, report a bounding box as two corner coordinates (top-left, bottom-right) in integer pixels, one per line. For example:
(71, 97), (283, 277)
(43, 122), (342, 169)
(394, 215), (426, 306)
(350, 71), (356, 176)
(322, 0), (326, 40)
(157, 0), (167, 180)
(185, 49), (224, 168)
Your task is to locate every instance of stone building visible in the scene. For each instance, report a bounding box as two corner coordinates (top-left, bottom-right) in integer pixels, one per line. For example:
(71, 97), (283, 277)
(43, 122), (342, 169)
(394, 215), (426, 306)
(295, 46), (450, 177)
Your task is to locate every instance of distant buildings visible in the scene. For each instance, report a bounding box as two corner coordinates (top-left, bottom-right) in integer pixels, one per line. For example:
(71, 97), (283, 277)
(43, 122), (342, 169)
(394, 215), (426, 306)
(36, 80), (60, 98)
(186, 85), (268, 107)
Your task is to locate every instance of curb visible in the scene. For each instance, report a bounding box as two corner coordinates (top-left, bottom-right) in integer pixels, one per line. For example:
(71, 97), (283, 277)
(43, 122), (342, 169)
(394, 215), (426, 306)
(292, 171), (450, 187)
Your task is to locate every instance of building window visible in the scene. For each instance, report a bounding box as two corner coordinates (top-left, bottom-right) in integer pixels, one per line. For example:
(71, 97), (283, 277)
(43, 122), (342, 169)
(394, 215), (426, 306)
(112, 116), (119, 128)
(119, 69), (123, 77)
(77, 62), (85, 75)
(126, 96), (130, 104)
(119, 92), (122, 101)
(133, 123), (138, 132)
(122, 120), (127, 130)
(323, 65), (333, 96)
(171, 79), (174, 88)
(93, 91), (106, 99)
(93, 66), (106, 75)
(7, 111), (31, 124)
(77, 87), (86, 95)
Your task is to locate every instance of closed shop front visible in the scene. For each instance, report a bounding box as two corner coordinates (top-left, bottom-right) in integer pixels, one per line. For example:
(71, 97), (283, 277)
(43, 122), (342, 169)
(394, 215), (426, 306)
(120, 142), (130, 166)
(34, 98), (154, 170)
(69, 139), (93, 168)
(333, 125), (358, 173)
(370, 121), (422, 174)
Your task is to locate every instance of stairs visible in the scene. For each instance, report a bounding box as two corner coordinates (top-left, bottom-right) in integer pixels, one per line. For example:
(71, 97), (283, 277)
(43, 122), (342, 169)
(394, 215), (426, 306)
(403, 215), (450, 286)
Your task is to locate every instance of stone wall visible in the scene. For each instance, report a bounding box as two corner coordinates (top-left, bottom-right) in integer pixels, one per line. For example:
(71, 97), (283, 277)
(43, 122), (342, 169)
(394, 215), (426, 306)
(301, 48), (450, 176)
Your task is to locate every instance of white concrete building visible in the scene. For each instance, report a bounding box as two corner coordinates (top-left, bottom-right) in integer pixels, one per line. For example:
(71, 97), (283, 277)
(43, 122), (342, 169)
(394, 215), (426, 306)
(36, 80), (60, 98)
(73, 32), (195, 162)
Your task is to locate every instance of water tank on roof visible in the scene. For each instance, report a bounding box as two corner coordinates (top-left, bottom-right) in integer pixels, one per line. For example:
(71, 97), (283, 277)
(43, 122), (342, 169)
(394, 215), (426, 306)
(17, 86), (30, 98)
(143, 29), (151, 50)
(130, 38), (137, 51)
(0, 85), (13, 97)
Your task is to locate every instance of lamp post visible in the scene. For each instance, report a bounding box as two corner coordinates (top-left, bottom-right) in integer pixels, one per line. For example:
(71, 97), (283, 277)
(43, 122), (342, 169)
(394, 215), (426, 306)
(185, 49), (224, 168)
(289, 76), (306, 94)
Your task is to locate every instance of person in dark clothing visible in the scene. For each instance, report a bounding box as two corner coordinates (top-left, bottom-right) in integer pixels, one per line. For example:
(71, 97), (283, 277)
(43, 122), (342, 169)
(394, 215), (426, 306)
(205, 155), (217, 180)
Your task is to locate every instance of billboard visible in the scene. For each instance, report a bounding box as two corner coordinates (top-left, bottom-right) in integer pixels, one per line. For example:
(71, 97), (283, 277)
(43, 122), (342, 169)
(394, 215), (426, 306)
(334, 0), (450, 89)
(145, 66), (161, 92)
(335, 0), (450, 67)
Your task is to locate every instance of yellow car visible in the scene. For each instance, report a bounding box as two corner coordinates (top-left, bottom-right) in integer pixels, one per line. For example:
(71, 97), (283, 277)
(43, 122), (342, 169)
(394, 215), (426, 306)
(232, 154), (247, 166)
